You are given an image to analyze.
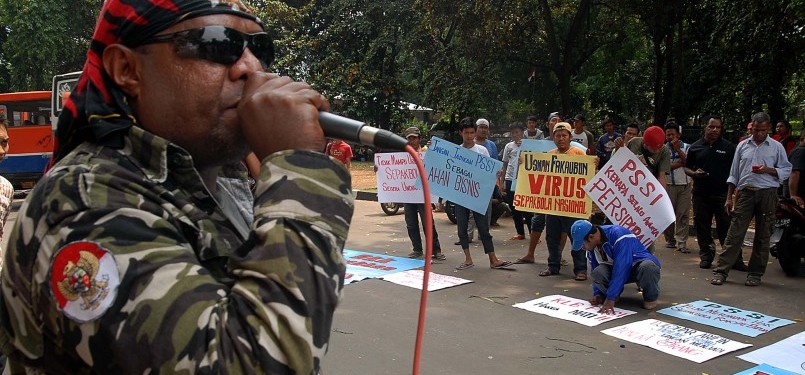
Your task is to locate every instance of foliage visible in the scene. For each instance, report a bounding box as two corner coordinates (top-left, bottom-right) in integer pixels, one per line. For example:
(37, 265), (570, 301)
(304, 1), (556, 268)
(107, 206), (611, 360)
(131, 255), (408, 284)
(0, 0), (100, 91)
(0, 0), (801, 136)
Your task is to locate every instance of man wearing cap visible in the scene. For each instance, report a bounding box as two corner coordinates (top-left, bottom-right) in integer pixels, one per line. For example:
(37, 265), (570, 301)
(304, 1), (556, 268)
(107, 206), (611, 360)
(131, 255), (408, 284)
(475, 118), (498, 160)
(626, 125), (670, 190)
(571, 114), (595, 156)
(402, 127), (446, 261)
(624, 125), (670, 253)
(0, 1), (352, 373)
(595, 118), (621, 167)
(538, 123), (589, 280)
(571, 220), (662, 313)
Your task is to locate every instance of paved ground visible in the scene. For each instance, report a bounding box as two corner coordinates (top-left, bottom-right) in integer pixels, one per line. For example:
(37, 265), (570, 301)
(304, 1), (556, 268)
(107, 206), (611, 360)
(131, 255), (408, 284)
(322, 199), (805, 375)
(2, 199), (803, 374)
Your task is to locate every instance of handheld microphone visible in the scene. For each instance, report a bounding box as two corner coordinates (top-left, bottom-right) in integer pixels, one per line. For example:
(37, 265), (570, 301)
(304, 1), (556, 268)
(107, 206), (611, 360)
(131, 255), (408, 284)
(319, 112), (409, 150)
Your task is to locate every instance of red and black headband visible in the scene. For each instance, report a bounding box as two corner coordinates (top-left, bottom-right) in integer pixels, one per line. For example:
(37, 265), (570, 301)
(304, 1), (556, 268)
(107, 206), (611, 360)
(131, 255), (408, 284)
(54, 0), (262, 164)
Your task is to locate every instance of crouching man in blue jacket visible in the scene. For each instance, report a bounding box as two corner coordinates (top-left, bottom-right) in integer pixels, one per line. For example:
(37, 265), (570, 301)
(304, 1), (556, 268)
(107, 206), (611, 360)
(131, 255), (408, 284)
(570, 220), (662, 314)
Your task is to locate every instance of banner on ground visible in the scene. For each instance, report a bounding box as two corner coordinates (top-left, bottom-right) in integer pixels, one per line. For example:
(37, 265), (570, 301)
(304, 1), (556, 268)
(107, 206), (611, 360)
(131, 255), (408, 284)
(375, 152), (439, 204)
(382, 270), (472, 291)
(344, 273), (368, 285)
(343, 249), (425, 281)
(657, 300), (795, 337)
(585, 148), (675, 247)
(512, 295), (636, 327)
(733, 363), (801, 375)
(421, 137), (503, 214)
(509, 139), (587, 191)
(513, 152), (596, 219)
(600, 319), (751, 363)
(738, 331), (805, 375)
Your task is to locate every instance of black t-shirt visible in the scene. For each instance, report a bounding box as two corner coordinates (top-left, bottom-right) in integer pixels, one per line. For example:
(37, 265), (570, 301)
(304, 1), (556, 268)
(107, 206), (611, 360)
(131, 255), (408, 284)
(685, 137), (736, 196)
(790, 145), (805, 198)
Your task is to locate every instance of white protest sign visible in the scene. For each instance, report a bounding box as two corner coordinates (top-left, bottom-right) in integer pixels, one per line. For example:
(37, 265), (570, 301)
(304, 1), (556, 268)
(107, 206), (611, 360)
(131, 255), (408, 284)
(421, 137), (503, 214)
(381, 270), (472, 291)
(601, 319), (752, 363)
(585, 148), (675, 247)
(512, 295), (636, 326)
(375, 152), (428, 203)
(738, 331), (805, 375)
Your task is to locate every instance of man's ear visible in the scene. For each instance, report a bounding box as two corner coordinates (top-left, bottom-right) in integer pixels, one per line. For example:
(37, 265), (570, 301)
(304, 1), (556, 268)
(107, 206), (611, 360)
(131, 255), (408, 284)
(102, 44), (142, 98)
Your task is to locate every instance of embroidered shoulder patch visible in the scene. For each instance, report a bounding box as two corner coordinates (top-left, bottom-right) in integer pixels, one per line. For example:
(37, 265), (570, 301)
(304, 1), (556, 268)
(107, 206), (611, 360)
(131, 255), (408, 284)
(50, 242), (120, 323)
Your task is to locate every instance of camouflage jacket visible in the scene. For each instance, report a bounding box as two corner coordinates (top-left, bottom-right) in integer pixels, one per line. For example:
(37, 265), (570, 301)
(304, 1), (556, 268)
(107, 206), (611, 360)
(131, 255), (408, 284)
(0, 126), (353, 374)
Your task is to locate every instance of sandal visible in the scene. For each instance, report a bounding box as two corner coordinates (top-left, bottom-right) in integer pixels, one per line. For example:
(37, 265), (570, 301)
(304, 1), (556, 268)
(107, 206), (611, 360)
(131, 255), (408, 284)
(510, 234), (526, 240)
(455, 263), (474, 270)
(491, 261), (515, 270)
(514, 257), (535, 264)
(574, 272), (587, 281)
(539, 269), (559, 277)
(710, 274), (726, 286)
(745, 278), (761, 287)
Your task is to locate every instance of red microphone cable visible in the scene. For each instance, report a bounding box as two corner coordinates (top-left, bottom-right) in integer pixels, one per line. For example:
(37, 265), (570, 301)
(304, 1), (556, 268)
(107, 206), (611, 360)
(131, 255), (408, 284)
(404, 144), (433, 375)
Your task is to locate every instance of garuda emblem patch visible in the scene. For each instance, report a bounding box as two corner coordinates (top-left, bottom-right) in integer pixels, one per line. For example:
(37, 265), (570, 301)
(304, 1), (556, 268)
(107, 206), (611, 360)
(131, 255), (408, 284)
(50, 242), (120, 323)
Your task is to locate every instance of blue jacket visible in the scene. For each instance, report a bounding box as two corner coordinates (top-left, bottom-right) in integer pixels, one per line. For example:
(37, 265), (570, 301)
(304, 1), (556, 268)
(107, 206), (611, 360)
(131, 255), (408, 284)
(587, 225), (661, 301)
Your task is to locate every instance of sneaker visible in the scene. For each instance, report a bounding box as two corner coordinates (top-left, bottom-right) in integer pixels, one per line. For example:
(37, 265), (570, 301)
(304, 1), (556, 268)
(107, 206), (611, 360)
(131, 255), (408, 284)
(407, 251), (424, 259)
(432, 253), (447, 261)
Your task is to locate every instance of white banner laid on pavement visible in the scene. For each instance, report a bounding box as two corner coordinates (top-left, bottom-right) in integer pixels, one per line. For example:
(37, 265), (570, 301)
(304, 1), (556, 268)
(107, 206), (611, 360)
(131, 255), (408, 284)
(585, 148), (675, 247)
(512, 295), (636, 327)
(738, 330), (805, 375)
(657, 300), (795, 337)
(381, 270), (472, 291)
(601, 319), (752, 363)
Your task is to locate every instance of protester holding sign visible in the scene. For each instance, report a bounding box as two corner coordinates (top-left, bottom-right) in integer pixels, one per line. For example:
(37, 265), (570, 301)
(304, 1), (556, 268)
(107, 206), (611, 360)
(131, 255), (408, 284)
(625, 125), (670, 253)
(712, 112), (792, 287)
(538, 123), (590, 280)
(453, 118), (513, 270)
(571, 220), (662, 312)
(400, 127), (446, 261)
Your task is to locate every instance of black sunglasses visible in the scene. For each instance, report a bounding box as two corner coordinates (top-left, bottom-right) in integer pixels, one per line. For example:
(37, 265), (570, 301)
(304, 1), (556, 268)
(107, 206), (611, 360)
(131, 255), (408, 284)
(137, 26), (274, 68)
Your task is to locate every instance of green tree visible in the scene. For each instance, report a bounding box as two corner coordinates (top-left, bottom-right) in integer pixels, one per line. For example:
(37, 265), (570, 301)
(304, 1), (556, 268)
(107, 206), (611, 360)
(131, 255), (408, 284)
(0, 0), (100, 91)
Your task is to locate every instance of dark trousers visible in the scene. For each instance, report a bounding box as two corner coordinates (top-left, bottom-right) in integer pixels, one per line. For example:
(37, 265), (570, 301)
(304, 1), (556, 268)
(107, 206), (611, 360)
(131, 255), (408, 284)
(715, 188), (778, 278)
(693, 193), (743, 264)
(505, 180), (532, 236)
(404, 203), (442, 254)
(546, 214), (586, 274)
(455, 204), (494, 253)
(592, 261), (661, 302)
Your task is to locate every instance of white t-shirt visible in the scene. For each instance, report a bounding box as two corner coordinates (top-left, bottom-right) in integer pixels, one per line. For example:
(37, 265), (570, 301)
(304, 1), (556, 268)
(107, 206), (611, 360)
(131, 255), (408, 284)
(501, 141), (520, 181)
(466, 143), (490, 157)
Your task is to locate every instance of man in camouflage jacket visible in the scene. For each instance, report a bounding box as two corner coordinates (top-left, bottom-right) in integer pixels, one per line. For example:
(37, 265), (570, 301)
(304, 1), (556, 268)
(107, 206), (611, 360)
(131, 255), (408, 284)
(0, 1), (353, 374)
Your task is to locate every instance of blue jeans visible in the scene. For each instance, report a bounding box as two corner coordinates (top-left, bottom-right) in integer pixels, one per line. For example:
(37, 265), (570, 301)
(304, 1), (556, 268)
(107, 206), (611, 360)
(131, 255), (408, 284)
(455, 204), (494, 253)
(546, 214), (586, 274)
(404, 203), (442, 254)
(592, 261), (661, 302)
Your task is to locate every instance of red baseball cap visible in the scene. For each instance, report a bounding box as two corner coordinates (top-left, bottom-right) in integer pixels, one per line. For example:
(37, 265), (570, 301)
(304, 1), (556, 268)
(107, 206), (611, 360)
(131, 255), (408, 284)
(643, 126), (665, 150)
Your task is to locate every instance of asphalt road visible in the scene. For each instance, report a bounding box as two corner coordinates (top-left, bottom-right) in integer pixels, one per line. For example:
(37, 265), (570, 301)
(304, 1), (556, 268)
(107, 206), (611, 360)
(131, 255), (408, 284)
(2, 198), (802, 374)
(322, 199), (805, 375)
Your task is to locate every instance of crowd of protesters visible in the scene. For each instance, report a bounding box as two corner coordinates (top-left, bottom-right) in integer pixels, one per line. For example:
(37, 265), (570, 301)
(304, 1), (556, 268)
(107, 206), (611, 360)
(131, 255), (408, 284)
(389, 111), (798, 312)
